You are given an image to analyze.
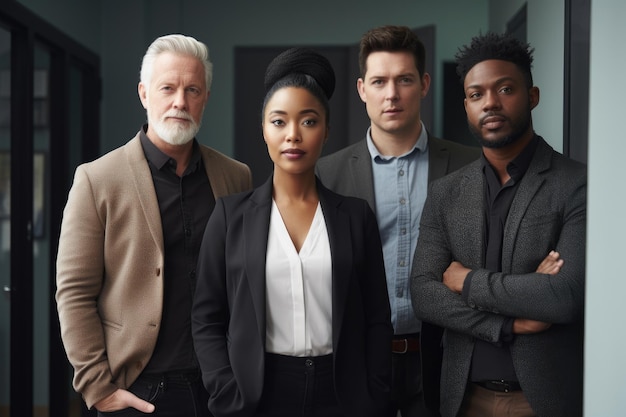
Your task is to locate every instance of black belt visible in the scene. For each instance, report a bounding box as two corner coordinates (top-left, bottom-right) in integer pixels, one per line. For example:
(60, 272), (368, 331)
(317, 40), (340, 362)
(392, 334), (420, 354)
(475, 380), (522, 392)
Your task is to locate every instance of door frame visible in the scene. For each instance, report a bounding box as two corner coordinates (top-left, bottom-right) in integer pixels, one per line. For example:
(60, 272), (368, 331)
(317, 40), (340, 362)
(0, 2), (100, 416)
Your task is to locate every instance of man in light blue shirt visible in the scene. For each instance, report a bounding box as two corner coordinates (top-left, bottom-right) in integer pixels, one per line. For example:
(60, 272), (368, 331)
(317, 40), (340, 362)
(317, 25), (479, 417)
(368, 124), (428, 337)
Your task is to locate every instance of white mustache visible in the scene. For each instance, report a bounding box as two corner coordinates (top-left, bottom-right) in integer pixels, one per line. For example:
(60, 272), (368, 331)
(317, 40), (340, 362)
(162, 110), (193, 122)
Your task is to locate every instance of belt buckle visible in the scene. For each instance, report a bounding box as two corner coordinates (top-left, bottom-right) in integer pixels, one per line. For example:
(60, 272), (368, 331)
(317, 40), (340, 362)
(490, 380), (516, 392)
(397, 338), (408, 354)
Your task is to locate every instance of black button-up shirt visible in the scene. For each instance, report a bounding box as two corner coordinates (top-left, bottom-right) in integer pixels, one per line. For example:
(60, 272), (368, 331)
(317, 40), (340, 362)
(466, 135), (538, 382)
(139, 126), (215, 374)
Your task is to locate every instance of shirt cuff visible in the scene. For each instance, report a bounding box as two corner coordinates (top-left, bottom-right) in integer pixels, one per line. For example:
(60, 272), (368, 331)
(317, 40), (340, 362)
(461, 270), (474, 302)
(500, 317), (515, 344)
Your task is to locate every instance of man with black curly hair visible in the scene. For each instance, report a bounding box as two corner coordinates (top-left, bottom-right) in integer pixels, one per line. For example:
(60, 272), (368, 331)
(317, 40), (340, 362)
(410, 32), (586, 417)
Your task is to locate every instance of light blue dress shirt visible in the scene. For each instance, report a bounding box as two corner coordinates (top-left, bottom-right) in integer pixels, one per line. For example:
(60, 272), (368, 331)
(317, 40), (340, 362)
(366, 123), (429, 335)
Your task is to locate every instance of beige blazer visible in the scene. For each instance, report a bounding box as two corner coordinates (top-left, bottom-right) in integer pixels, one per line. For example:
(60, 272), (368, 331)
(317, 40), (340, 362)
(55, 133), (252, 408)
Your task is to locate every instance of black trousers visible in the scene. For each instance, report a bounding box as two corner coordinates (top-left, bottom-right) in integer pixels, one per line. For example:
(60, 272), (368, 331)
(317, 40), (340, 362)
(386, 348), (439, 417)
(97, 370), (211, 417)
(256, 353), (345, 417)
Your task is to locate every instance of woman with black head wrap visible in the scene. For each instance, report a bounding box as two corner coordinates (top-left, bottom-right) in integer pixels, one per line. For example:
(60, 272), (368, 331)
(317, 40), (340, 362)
(192, 48), (392, 417)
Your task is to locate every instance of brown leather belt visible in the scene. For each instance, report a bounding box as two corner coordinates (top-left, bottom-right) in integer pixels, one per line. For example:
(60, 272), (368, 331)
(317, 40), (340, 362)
(391, 337), (420, 354)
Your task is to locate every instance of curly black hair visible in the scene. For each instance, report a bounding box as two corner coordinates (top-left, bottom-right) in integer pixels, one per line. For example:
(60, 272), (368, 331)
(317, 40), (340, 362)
(455, 32), (534, 87)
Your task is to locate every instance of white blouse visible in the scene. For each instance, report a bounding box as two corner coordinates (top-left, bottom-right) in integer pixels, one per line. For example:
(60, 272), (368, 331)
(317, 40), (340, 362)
(265, 200), (333, 357)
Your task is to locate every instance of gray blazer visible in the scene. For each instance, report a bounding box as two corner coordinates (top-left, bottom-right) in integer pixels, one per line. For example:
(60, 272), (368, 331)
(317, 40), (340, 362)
(316, 134), (480, 213)
(316, 133), (480, 411)
(410, 137), (586, 417)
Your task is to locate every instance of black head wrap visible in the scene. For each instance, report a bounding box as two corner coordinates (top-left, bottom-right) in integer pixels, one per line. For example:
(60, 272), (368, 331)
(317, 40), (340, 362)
(264, 47), (336, 100)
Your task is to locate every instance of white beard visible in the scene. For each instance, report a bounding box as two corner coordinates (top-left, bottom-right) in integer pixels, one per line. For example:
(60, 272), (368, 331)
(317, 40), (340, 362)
(148, 109), (201, 146)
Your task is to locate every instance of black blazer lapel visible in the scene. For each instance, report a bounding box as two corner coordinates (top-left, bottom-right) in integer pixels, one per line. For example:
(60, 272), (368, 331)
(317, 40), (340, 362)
(243, 177), (273, 344)
(317, 181), (352, 350)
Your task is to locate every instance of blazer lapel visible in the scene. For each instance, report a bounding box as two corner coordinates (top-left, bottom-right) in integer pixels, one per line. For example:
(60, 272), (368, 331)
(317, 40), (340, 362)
(348, 141), (377, 211)
(456, 163), (485, 266)
(427, 135), (451, 183)
(200, 146), (228, 199)
(125, 135), (164, 255)
(502, 139), (552, 270)
(317, 182), (351, 349)
(243, 176), (273, 342)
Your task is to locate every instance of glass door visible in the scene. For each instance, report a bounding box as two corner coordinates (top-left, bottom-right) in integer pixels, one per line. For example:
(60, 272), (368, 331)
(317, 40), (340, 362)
(33, 43), (51, 417)
(0, 2), (100, 416)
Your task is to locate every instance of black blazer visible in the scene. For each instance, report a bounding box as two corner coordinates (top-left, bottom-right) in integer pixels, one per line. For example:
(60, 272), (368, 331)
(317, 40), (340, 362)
(192, 176), (393, 417)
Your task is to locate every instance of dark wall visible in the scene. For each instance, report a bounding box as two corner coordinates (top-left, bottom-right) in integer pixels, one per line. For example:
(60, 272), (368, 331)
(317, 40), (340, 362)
(233, 46), (362, 186)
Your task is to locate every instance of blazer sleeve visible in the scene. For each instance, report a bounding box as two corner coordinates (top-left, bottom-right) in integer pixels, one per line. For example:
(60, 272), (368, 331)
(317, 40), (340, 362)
(412, 157), (587, 342)
(192, 198), (252, 417)
(465, 168), (587, 323)
(55, 165), (118, 407)
(410, 186), (507, 344)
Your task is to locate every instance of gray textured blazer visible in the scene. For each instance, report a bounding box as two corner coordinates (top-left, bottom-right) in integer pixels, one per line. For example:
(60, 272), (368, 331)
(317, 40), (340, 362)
(316, 133), (480, 411)
(410, 137), (587, 417)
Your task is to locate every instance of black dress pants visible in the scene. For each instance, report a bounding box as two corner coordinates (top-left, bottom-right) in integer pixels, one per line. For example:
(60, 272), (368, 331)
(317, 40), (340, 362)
(97, 369), (211, 417)
(256, 353), (345, 417)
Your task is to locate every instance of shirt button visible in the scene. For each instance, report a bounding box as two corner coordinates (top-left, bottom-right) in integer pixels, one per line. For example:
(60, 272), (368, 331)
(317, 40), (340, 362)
(399, 169), (405, 176)
(399, 198), (406, 205)
(305, 359), (313, 367)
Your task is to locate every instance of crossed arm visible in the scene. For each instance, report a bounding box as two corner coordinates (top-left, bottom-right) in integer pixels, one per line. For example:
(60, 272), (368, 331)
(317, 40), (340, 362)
(411, 177), (585, 344)
(442, 251), (563, 335)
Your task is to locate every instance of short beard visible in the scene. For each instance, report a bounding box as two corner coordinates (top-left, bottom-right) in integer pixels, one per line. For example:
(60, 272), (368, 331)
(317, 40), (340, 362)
(468, 109), (531, 149)
(148, 109), (201, 146)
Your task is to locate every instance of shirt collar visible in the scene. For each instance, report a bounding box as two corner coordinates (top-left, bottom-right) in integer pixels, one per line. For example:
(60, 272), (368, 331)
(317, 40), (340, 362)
(366, 121), (428, 162)
(139, 124), (202, 173)
(480, 134), (539, 182)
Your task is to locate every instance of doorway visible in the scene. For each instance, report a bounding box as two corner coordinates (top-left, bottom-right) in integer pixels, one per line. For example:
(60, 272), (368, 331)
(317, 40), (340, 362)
(0, 2), (100, 416)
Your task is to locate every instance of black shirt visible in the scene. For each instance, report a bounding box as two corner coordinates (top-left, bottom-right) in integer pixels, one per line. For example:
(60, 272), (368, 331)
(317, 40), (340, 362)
(465, 135), (539, 382)
(139, 126), (216, 374)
